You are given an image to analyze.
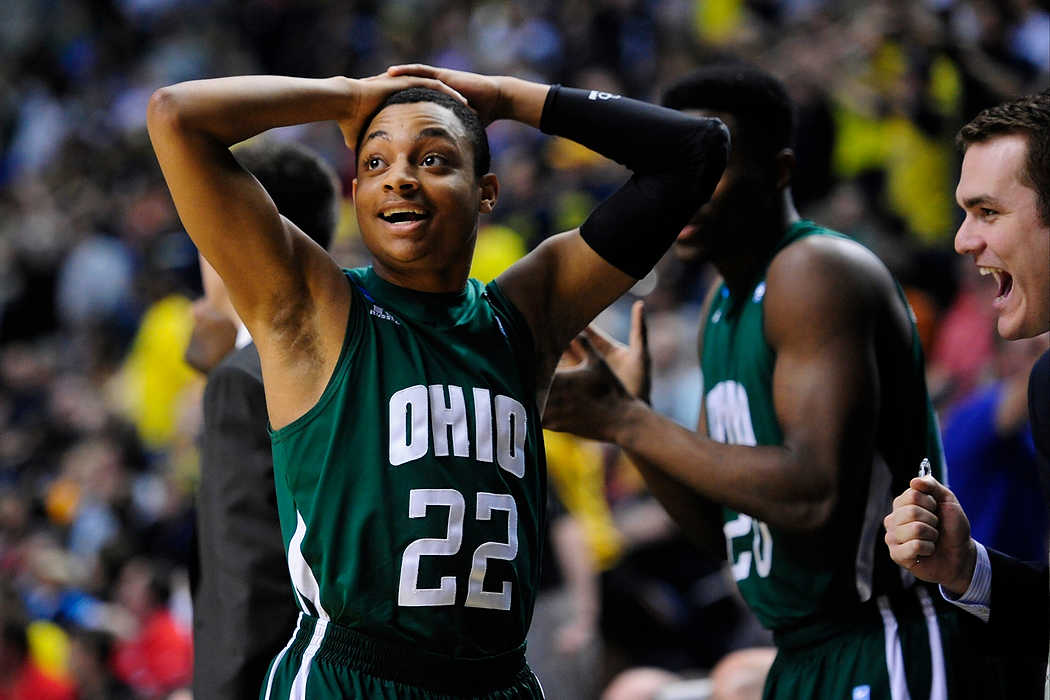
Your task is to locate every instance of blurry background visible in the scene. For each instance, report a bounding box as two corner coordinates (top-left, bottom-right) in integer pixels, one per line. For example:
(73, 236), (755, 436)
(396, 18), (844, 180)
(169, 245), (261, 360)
(0, 1), (1046, 698)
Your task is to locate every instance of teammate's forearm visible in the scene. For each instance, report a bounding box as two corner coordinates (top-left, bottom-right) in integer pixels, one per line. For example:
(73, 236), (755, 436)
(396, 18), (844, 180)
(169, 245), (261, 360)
(612, 401), (835, 533)
(148, 75), (354, 146)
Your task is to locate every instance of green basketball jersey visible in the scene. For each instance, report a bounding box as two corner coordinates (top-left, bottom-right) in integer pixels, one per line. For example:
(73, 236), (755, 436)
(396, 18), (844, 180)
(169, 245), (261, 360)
(700, 220), (945, 632)
(269, 267), (547, 660)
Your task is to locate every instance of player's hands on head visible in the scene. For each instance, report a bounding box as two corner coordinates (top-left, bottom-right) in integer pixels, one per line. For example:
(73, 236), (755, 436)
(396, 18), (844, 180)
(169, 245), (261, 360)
(339, 73), (467, 150)
(386, 64), (507, 125)
(883, 476), (978, 595)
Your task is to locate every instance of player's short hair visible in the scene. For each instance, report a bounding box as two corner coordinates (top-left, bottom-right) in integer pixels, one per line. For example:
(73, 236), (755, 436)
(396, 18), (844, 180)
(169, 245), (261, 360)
(957, 90), (1050, 226)
(355, 88), (491, 179)
(232, 139), (340, 250)
(662, 62), (794, 165)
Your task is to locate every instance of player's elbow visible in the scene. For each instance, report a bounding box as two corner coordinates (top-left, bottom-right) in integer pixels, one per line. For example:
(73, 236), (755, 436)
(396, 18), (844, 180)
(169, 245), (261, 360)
(782, 494), (836, 533)
(683, 118), (730, 199)
(699, 118), (731, 167)
(146, 87), (185, 135)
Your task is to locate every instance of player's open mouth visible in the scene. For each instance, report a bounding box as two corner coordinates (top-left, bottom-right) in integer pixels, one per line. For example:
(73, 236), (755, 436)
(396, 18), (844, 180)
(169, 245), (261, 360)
(378, 208), (430, 224)
(979, 266), (1013, 301)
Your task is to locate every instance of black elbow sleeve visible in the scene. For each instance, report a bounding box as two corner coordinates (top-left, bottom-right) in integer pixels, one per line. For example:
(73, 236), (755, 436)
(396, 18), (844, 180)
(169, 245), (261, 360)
(579, 120), (729, 279)
(540, 85), (728, 173)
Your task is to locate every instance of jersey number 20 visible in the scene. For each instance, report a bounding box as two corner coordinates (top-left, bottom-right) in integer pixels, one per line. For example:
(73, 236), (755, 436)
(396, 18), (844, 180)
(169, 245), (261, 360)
(398, 488), (518, 611)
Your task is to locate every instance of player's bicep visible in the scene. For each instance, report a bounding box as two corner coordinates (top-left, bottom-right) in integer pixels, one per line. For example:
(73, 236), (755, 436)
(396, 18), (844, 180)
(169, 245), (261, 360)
(766, 267), (878, 500)
(497, 230), (634, 364)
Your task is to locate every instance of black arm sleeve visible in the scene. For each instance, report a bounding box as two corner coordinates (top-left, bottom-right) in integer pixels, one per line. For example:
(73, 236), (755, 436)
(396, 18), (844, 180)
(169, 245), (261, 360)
(539, 86), (729, 278)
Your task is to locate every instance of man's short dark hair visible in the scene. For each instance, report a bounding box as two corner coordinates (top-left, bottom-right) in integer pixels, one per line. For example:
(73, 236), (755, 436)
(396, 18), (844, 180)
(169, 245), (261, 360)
(662, 62), (794, 164)
(957, 90), (1050, 226)
(233, 140), (339, 250)
(355, 88), (491, 179)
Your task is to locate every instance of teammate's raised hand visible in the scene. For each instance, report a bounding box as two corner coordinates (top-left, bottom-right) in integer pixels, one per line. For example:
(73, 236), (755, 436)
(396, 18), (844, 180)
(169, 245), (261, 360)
(338, 73), (466, 149)
(581, 300), (651, 402)
(883, 476), (978, 595)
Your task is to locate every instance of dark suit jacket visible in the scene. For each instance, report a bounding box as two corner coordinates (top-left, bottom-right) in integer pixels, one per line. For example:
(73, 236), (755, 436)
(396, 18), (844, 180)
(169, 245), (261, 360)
(980, 350), (1050, 673)
(192, 343), (298, 699)
(965, 349), (1050, 693)
(986, 547), (1048, 657)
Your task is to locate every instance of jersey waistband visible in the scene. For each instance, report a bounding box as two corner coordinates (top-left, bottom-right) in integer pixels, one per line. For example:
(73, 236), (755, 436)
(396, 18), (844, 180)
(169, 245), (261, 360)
(772, 584), (948, 651)
(287, 613), (531, 695)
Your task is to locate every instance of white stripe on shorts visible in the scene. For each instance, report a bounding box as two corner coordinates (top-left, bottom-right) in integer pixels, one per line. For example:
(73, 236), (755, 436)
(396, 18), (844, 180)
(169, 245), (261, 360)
(264, 613), (303, 700)
(856, 456), (893, 601)
(877, 595), (912, 700)
(290, 617), (328, 700)
(916, 586), (947, 700)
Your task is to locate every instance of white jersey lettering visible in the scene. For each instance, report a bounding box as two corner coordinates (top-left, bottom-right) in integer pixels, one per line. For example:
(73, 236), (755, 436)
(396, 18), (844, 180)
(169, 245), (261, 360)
(389, 384), (527, 475)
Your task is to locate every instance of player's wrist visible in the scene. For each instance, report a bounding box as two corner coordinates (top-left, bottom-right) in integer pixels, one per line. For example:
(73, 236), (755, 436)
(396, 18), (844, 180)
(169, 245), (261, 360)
(339, 76), (368, 120)
(944, 538), (979, 596)
(608, 397), (651, 446)
(498, 77), (548, 128)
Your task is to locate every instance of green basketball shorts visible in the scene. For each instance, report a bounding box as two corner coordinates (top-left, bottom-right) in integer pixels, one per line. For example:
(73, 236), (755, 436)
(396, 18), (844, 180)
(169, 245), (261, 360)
(764, 586), (1006, 700)
(260, 613), (545, 699)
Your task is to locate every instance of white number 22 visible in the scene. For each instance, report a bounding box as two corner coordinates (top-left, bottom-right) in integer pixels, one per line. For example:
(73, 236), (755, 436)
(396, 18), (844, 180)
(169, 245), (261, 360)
(398, 488), (518, 610)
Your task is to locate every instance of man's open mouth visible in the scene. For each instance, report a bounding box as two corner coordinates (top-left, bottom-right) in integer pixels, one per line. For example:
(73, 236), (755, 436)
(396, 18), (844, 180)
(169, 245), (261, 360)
(379, 208), (429, 224)
(980, 266), (1013, 300)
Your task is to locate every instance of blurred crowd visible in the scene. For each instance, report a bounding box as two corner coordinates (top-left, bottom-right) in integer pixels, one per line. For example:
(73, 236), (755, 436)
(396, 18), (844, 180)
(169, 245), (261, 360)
(0, 0), (1046, 697)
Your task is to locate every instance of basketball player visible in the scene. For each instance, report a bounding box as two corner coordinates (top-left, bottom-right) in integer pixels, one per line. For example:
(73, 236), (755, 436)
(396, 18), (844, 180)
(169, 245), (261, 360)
(147, 65), (728, 698)
(544, 63), (1003, 699)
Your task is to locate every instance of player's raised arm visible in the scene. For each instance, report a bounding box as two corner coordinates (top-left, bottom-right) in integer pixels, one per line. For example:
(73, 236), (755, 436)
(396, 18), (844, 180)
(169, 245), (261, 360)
(146, 73), (465, 425)
(387, 65), (729, 388)
(512, 82), (728, 372)
(545, 240), (890, 533)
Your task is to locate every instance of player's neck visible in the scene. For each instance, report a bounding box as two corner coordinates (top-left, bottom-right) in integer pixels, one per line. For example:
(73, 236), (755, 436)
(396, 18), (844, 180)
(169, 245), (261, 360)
(370, 258), (471, 294)
(717, 193), (799, 297)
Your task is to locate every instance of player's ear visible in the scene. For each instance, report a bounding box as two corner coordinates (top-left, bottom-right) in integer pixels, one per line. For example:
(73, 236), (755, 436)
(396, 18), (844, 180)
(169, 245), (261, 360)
(775, 148), (795, 191)
(351, 177), (359, 202)
(478, 173), (499, 214)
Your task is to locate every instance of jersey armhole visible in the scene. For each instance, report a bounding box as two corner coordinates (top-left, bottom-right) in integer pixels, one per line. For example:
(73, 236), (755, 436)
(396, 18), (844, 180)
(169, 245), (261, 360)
(269, 270), (365, 442)
(484, 278), (538, 378)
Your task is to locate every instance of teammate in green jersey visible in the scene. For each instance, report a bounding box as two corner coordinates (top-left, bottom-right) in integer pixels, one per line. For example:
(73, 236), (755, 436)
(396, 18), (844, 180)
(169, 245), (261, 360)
(146, 65), (727, 699)
(545, 62), (1004, 699)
